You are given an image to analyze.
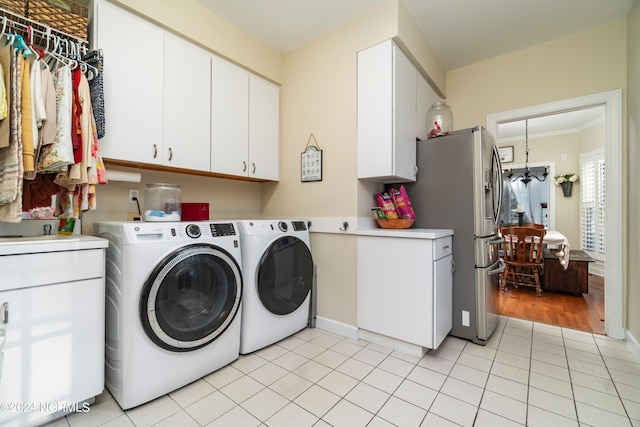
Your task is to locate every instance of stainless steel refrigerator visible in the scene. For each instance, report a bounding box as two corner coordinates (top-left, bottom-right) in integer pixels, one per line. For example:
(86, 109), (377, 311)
(404, 126), (504, 345)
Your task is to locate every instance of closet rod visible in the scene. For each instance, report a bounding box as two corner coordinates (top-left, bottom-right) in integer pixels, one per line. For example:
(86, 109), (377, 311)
(0, 6), (88, 54)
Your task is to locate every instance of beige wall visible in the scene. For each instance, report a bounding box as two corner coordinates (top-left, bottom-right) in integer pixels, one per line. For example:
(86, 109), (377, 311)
(446, 21), (627, 129)
(81, 168), (262, 233)
(626, 0), (640, 343)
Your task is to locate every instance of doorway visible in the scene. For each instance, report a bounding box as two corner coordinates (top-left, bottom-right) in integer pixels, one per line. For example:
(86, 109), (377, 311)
(487, 90), (623, 339)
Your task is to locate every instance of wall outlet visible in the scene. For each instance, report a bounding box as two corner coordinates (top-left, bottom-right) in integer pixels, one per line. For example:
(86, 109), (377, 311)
(462, 310), (470, 327)
(128, 189), (139, 204)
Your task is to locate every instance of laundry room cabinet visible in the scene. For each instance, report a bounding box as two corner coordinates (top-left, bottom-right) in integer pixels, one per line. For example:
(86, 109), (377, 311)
(211, 58), (280, 181)
(357, 40), (441, 183)
(93, 0), (279, 180)
(0, 236), (108, 427)
(94, 0), (164, 166)
(357, 229), (454, 354)
(162, 33), (212, 171)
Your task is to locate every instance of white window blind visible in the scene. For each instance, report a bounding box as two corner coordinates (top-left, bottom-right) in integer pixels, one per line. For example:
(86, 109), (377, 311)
(580, 148), (605, 261)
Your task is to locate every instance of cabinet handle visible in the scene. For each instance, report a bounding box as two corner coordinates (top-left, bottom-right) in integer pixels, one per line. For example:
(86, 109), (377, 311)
(242, 161), (247, 172)
(2, 302), (7, 324)
(252, 163), (256, 174)
(450, 259), (456, 273)
(442, 245), (450, 250)
(168, 147), (173, 161)
(153, 144), (158, 159)
(413, 165), (418, 176)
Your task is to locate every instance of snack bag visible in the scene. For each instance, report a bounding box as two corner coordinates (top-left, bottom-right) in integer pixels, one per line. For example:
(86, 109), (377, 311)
(390, 185), (416, 219)
(374, 192), (399, 219)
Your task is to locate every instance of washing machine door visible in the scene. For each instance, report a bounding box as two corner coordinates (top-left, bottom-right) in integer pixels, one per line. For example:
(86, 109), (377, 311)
(140, 244), (242, 352)
(257, 236), (313, 315)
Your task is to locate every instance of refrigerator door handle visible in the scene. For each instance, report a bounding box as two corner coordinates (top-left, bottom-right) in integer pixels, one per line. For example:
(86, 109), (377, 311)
(488, 259), (506, 276)
(487, 235), (504, 246)
(491, 144), (504, 224)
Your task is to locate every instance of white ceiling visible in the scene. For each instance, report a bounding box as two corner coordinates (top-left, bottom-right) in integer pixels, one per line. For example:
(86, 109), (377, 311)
(192, 0), (629, 135)
(193, 0), (634, 70)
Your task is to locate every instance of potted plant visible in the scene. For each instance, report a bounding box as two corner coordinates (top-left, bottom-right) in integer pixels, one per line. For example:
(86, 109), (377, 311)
(555, 173), (578, 197)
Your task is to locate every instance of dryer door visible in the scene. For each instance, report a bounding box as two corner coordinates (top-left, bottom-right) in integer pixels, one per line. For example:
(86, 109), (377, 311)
(140, 244), (242, 352)
(257, 236), (313, 315)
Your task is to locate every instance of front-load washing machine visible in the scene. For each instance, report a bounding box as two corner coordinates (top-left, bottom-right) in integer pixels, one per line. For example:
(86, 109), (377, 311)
(94, 221), (242, 409)
(237, 219), (313, 354)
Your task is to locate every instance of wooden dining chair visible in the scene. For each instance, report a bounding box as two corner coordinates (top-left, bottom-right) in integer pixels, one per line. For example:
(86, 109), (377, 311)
(500, 225), (547, 296)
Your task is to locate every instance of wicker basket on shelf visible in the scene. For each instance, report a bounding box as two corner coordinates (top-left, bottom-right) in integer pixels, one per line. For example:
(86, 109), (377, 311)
(375, 218), (415, 229)
(0, 0), (88, 40)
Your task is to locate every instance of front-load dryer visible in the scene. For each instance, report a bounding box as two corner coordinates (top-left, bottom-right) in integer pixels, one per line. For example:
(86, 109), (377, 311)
(94, 221), (242, 410)
(237, 219), (313, 354)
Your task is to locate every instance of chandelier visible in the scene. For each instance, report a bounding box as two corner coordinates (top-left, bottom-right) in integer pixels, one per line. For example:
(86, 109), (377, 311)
(507, 119), (548, 185)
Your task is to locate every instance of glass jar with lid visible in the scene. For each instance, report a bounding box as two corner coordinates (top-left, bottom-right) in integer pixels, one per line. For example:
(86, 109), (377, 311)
(144, 183), (182, 221)
(426, 100), (454, 138)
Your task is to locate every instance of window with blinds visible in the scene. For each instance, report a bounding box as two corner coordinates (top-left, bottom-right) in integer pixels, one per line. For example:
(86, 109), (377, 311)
(580, 148), (605, 261)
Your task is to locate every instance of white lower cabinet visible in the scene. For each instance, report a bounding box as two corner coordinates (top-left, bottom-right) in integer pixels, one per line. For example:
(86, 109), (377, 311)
(357, 231), (453, 352)
(0, 248), (106, 427)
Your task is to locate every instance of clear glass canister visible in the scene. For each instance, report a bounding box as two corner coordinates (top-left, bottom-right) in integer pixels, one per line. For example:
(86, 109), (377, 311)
(144, 183), (182, 222)
(426, 100), (454, 139)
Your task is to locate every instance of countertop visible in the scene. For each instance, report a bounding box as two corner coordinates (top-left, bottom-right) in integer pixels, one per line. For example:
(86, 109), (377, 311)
(0, 234), (109, 256)
(356, 228), (454, 239)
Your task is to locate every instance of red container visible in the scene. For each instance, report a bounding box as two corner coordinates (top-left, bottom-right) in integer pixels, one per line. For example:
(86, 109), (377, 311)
(181, 203), (209, 221)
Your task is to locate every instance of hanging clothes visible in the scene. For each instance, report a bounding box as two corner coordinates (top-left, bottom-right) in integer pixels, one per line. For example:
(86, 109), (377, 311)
(0, 47), (24, 222)
(36, 64), (74, 173)
(0, 60), (7, 121)
(20, 55), (35, 178)
(0, 44), (11, 148)
(82, 49), (105, 139)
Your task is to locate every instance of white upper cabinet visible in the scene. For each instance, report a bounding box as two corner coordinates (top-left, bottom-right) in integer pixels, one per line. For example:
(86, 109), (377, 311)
(248, 75), (279, 181)
(211, 59), (280, 181)
(357, 40), (417, 183)
(95, 0), (164, 164)
(93, 1), (279, 180)
(211, 57), (249, 177)
(163, 33), (212, 171)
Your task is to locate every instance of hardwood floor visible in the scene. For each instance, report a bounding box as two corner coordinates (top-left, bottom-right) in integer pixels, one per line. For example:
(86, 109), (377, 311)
(497, 274), (605, 335)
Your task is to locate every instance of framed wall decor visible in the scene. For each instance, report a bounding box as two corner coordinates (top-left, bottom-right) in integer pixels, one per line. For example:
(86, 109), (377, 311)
(498, 146), (514, 163)
(301, 133), (323, 182)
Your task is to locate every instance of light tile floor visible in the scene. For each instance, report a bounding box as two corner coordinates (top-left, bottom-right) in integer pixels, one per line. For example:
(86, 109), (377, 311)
(49, 316), (639, 427)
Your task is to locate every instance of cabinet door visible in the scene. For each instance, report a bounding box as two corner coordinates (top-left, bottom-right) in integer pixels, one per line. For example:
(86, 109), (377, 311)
(392, 44), (417, 181)
(357, 40), (416, 183)
(433, 254), (453, 349)
(211, 57), (249, 176)
(95, 1), (164, 164)
(0, 279), (104, 427)
(248, 75), (279, 180)
(163, 33), (211, 171)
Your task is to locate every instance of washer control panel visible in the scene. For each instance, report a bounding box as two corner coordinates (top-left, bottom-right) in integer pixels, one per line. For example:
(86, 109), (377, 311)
(185, 224), (202, 238)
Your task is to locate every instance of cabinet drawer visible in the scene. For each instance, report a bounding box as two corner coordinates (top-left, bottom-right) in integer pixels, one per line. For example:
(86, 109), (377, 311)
(0, 249), (105, 292)
(433, 237), (452, 260)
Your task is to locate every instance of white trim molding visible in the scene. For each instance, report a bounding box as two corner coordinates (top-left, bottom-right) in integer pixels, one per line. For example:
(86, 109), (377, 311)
(487, 89), (624, 340)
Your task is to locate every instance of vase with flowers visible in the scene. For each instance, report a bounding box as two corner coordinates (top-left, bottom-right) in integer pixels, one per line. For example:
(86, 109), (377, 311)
(555, 173), (578, 197)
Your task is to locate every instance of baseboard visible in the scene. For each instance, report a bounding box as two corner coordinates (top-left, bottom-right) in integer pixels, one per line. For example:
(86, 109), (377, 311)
(315, 316), (358, 340)
(625, 328), (640, 361)
(358, 329), (427, 358)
